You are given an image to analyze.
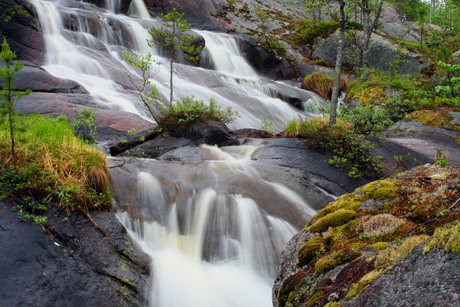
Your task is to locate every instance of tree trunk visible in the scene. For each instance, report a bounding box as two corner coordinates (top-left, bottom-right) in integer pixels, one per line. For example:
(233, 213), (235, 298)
(169, 20), (176, 104)
(360, 0), (384, 80)
(329, 0), (346, 127)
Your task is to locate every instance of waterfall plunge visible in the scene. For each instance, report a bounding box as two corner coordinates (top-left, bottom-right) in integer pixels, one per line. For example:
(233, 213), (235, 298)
(112, 145), (316, 307)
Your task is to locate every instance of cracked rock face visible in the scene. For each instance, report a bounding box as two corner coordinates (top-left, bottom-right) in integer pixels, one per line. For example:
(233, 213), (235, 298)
(0, 201), (151, 306)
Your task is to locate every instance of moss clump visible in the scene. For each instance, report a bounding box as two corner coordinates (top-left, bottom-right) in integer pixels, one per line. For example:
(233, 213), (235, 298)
(308, 209), (357, 233)
(363, 214), (406, 238)
(305, 291), (324, 307)
(326, 220), (359, 242)
(315, 250), (361, 274)
(371, 242), (390, 250)
(310, 193), (361, 224)
(360, 180), (401, 201)
(423, 221), (460, 254)
(324, 303), (342, 307)
(297, 236), (326, 266)
(346, 282), (366, 299)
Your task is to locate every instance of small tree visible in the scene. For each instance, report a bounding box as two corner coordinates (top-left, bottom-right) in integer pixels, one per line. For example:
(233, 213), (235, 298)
(329, 0), (347, 126)
(0, 38), (31, 165)
(149, 9), (201, 104)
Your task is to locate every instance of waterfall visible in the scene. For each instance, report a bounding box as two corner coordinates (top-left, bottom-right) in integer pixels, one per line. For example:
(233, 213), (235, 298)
(112, 145), (315, 307)
(30, 0), (324, 130)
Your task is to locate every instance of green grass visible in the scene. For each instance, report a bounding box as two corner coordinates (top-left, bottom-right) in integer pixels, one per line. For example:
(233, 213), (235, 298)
(0, 114), (112, 212)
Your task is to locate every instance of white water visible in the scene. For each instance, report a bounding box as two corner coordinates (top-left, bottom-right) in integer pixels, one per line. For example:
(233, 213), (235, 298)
(113, 145), (315, 307)
(30, 2), (321, 304)
(30, 0), (324, 130)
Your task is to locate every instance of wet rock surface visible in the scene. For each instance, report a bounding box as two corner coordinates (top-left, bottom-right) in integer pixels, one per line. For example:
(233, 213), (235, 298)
(0, 201), (151, 306)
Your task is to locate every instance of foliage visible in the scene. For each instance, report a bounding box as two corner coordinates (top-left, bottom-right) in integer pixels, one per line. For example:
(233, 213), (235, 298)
(254, 7), (286, 57)
(284, 118), (383, 178)
(123, 52), (163, 123)
(0, 114), (112, 212)
(436, 61), (460, 98)
(261, 116), (274, 133)
(339, 102), (393, 134)
(149, 8), (202, 103)
(160, 97), (239, 131)
(0, 38), (31, 165)
(72, 107), (97, 142)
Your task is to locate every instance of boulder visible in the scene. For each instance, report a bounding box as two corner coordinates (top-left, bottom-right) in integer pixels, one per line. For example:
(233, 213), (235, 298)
(312, 32), (429, 75)
(344, 244), (460, 307)
(0, 200), (151, 306)
(0, 0), (46, 65)
(168, 119), (239, 147)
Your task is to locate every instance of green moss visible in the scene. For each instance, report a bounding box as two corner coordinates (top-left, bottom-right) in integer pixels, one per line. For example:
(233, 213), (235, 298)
(345, 282), (365, 299)
(326, 220), (359, 241)
(308, 192), (361, 226)
(423, 221), (460, 254)
(360, 180), (401, 201)
(324, 303), (342, 307)
(308, 209), (357, 233)
(371, 242), (390, 251)
(305, 291), (323, 307)
(315, 250), (361, 274)
(297, 236), (326, 266)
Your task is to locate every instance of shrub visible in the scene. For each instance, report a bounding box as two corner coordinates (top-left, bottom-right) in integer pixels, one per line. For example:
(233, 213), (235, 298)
(339, 102), (393, 134)
(159, 96), (239, 131)
(0, 114), (112, 212)
(302, 72), (348, 99)
(284, 118), (383, 178)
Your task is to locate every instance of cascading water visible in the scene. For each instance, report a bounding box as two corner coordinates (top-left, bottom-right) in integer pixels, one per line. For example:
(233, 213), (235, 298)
(30, 0), (324, 130)
(111, 145), (316, 306)
(30, 2), (322, 305)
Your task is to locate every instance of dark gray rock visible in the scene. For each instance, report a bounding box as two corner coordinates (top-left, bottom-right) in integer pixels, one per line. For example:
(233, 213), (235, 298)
(252, 138), (372, 194)
(344, 244), (460, 307)
(0, 201), (151, 306)
(169, 119), (240, 147)
(0, 0), (46, 65)
(272, 231), (315, 306)
(312, 32), (428, 75)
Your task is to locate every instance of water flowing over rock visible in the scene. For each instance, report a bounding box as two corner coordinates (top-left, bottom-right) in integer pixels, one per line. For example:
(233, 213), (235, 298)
(109, 144), (322, 306)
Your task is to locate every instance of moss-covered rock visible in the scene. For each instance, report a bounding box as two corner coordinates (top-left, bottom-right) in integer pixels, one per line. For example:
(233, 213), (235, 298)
(423, 220), (460, 254)
(359, 180), (401, 201)
(315, 250), (361, 274)
(297, 236), (326, 266)
(371, 242), (390, 251)
(308, 209), (357, 233)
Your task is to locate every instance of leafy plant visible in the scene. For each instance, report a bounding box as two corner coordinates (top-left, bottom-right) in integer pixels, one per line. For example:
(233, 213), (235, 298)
(436, 61), (460, 98)
(435, 148), (449, 167)
(261, 116), (274, 133)
(72, 107), (97, 142)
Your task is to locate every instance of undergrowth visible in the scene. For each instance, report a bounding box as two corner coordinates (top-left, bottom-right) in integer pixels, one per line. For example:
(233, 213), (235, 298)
(0, 114), (112, 212)
(284, 118), (383, 178)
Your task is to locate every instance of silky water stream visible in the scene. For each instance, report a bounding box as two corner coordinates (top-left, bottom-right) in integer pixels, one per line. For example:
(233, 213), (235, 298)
(29, 1), (320, 305)
(110, 145), (316, 306)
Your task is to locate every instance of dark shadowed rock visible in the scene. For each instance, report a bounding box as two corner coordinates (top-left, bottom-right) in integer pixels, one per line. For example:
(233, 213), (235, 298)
(130, 135), (192, 159)
(235, 128), (273, 138)
(0, 0), (45, 65)
(344, 244), (460, 307)
(0, 201), (150, 306)
(13, 65), (87, 93)
(169, 119), (239, 147)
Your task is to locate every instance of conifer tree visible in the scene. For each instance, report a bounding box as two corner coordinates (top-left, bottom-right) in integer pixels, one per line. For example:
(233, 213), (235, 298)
(0, 38), (31, 165)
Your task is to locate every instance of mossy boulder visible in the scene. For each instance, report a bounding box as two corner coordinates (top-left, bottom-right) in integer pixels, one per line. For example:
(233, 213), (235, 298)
(307, 209), (357, 233)
(315, 250), (361, 274)
(297, 236), (326, 266)
(423, 221), (460, 254)
(359, 180), (401, 201)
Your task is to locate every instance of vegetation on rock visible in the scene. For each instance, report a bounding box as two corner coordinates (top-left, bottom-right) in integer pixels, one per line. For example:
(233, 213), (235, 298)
(0, 114), (112, 213)
(276, 164), (460, 307)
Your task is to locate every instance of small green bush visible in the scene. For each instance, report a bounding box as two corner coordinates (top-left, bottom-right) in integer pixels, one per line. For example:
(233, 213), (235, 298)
(160, 96), (239, 131)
